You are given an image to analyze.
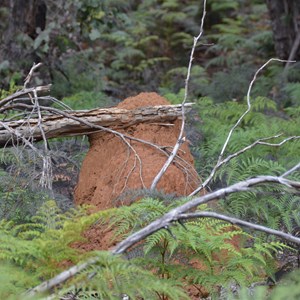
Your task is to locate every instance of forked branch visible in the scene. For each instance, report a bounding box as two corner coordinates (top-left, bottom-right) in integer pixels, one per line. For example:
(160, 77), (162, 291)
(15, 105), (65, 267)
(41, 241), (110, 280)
(190, 58), (296, 196)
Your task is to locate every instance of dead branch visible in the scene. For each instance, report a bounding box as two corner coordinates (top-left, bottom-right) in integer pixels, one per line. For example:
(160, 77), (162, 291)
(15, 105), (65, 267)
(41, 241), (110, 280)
(281, 162), (300, 178)
(190, 58), (296, 196)
(0, 103), (193, 147)
(0, 85), (51, 108)
(24, 62), (43, 88)
(189, 134), (300, 196)
(113, 174), (300, 255)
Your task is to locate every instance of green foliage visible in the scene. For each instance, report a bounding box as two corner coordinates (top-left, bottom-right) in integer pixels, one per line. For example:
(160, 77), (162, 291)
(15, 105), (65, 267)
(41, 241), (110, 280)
(284, 82), (300, 106)
(0, 201), (188, 300)
(0, 201), (100, 297)
(61, 90), (114, 110)
(70, 251), (189, 300)
(0, 201), (94, 278)
(206, 1), (272, 68)
(229, 269), (300, 300)
(1, 1), (300, 298)
(202, 0), (284, 103)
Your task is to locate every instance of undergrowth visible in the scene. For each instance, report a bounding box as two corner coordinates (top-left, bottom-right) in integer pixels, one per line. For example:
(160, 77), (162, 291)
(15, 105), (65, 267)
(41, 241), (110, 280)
(0, 198), (289, 299)
(0, 201), (187, 299)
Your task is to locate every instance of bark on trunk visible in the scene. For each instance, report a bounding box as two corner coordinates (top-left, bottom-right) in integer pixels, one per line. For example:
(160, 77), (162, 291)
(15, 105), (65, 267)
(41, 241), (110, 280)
(0, 104), (192, 148)
(266, 0), (300, 60)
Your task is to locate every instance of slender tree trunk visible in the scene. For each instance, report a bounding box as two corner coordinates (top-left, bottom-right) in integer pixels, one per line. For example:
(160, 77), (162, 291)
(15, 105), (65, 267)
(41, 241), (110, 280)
(266, 0), (300, 60)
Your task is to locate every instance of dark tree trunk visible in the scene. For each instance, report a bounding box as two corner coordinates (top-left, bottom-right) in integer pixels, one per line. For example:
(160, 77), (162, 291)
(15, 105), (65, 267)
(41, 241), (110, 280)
(1, 0), (46, 61)
(266, 0), (300, 60)
(7, 0), (47, 38)
(0, 0), (47, 89)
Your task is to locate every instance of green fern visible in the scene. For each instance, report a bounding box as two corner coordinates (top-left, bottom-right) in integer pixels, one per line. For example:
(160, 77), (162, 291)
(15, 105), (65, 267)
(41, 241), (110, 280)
(101, 197), (284, 297)
(62, 251), (189, 300)
(0, 201), (100, 292)
(0, 200), (189, 299)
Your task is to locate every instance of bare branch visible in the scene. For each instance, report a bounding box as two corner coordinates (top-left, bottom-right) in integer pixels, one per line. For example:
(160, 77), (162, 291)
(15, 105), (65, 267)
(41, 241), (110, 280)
(113, 174), (300, 255)
(284, 32), (300, 72)
(0, 85), (52, 107)
(190, 134), (300, 196)
(178, 211), (300, 245)
(190, 58), (296, 196)
(32, 89), (52, 189)
(150, 0), (207, 190)
(25, 258), (98, 298)
(220, 58), (292, 160)
(281, 162), (300, 178)
(24, 62), (43, 88)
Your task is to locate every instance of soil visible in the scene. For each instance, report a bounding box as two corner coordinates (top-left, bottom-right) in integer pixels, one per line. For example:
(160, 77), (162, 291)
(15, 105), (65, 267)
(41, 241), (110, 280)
(74, 92), (200, 215)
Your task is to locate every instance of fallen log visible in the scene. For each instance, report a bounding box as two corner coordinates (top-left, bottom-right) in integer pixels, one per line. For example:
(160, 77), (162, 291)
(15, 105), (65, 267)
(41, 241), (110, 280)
(0, 103), (193, 147)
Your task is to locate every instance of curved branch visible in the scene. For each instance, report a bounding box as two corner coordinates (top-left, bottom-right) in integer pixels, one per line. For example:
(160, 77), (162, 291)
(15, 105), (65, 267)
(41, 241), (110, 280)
(190, 58), (295, 196)
(113, 175), (300, 255)
(178, 211), (300, 245)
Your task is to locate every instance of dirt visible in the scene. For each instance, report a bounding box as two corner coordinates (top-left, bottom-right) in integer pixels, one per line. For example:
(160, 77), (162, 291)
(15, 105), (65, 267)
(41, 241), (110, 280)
(74, 92), (200, 214)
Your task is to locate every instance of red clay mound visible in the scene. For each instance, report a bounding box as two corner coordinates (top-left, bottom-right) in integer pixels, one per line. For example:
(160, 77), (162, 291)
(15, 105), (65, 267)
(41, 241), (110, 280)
(74, 92), (200, 212)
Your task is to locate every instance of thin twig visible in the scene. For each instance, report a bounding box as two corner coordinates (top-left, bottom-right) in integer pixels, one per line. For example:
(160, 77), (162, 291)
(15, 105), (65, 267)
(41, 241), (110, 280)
(281, 162), (300, 178)
(24, 62), (43, 89)
(190, 134), (300, 196)
(150, 0), (207, 190)
(32, 89), (53, 189)
(0, 85), (52, 107)
(178, 211), (300, 245)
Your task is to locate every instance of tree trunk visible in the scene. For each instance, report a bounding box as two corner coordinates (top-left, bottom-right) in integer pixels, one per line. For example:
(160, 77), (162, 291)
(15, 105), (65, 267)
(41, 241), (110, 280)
(9, 0), (46, 38)
(0, 103), (192, 148)
(1, 0), (47, 63)
(266, 0), (300, 60)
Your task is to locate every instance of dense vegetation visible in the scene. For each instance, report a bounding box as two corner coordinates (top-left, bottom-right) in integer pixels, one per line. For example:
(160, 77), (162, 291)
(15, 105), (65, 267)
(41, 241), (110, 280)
(0, 0), (300, 299)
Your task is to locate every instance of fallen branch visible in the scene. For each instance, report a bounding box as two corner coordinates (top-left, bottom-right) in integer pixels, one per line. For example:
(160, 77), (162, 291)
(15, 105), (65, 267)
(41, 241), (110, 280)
(0, 103), (193, 147)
